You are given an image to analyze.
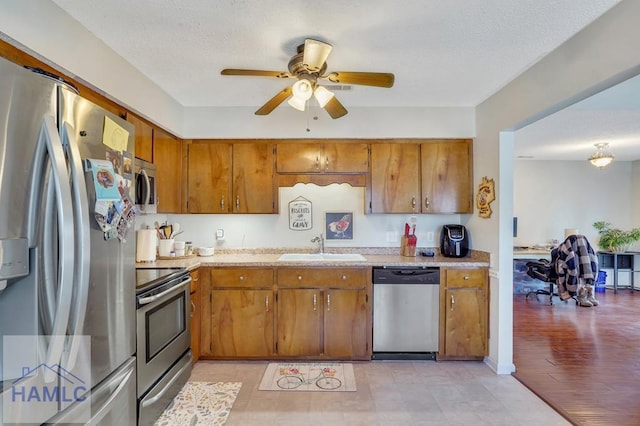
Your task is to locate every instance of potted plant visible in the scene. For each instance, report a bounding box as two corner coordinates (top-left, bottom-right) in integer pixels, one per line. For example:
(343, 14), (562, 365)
(592, 221), (640, 252)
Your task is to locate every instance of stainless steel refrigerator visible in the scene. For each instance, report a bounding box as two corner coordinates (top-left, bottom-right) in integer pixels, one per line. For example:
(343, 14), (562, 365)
(0, 56), (137, 425)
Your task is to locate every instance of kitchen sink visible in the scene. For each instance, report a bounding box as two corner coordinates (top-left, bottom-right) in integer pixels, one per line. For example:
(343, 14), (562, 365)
(277, 253), (366, 262)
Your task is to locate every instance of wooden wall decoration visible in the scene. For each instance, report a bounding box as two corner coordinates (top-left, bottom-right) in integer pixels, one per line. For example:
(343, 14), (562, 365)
(476, 176), (495, 218)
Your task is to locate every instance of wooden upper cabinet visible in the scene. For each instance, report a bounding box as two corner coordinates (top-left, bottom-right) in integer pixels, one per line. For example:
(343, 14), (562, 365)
(153, 128), (182, 213)
(232, 143), (277, 213)
(186, 141), (231, 213)
(421, 140), (473, 213)
(276, 142), (368, 173)
(369, 143), (420, 213)
(186, 141), (276, 214)
(127, 113), (153, 162)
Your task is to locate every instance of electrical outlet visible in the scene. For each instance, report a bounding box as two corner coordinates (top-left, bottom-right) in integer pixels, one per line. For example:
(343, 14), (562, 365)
(216, 228), (225, 241)
(427, 231), (434, 243)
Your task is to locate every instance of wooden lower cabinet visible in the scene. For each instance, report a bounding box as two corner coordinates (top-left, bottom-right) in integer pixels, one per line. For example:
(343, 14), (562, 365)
(276, 267), (371, 360)
(323, 288), (369, 358)
(277, 289), (322, 356)
(201, 268), (275, 358)
(200, 266), (371, 360)
(438, 268), (488, 359)
(189, 269), (200, 364)
(210, 289), (275, 357)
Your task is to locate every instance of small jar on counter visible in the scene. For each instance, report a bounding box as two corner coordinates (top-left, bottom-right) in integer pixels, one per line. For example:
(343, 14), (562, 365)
(185, 241), (193, 256)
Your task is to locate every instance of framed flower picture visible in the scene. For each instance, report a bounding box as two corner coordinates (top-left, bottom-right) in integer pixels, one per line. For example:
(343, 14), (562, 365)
(325, 212), (353, 240)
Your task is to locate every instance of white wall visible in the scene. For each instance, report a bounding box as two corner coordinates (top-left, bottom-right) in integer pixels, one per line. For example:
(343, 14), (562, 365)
(513, 160), (634, 249)
(184, 106), (475, 139)
(139, 183), (462, 250)
(633, 161), (640, 226)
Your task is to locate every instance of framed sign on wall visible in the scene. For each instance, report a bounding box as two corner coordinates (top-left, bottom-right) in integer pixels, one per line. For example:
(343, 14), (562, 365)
(288, 196), (312, 230)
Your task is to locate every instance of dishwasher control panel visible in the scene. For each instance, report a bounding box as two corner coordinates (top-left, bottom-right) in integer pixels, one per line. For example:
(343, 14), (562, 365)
(372, 267), (439, 285)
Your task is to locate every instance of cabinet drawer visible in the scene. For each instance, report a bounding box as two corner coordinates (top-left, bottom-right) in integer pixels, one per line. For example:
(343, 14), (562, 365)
(277, 268), (367, 288)
(445, 268), (486, 288)
(211, 268), (274, 288)
(189, 269), (200, 293)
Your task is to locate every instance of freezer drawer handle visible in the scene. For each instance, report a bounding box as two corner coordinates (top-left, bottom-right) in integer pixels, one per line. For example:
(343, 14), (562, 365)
(88, 364), (135, 425)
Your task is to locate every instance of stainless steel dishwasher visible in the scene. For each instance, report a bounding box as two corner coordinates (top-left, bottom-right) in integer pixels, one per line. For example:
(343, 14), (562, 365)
(372, 266), (440, 360)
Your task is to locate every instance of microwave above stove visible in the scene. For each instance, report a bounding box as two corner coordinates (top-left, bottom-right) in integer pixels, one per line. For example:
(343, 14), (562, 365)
(134, 159), (157, 214)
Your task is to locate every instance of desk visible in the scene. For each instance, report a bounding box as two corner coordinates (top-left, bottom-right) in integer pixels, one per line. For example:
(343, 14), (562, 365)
(597, 252), (640, 293)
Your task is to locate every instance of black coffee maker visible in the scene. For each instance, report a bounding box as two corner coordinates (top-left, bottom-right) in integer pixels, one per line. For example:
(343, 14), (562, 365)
(440, 224), (469, 258)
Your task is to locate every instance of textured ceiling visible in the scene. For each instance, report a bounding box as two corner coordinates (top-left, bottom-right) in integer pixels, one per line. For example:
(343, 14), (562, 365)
(51, 0), (639, 161)
(52, 0), (619, 108)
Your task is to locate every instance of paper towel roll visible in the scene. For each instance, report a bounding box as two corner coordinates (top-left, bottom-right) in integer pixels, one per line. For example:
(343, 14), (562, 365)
(136, 229), (157, 262)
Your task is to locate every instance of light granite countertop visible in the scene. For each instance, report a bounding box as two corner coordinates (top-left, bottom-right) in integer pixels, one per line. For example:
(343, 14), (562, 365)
(136, 248), (490, 270)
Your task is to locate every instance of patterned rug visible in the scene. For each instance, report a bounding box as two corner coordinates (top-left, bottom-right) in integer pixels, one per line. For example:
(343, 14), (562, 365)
(259, 362), (356, 392)
(154, 381), (241, 425)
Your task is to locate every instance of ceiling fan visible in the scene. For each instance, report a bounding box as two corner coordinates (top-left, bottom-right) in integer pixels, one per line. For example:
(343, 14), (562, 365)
(221, 38), (395, 119)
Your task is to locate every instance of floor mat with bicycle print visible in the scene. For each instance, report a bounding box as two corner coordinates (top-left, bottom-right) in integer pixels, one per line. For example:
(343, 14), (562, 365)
(258, 362), (356, 392)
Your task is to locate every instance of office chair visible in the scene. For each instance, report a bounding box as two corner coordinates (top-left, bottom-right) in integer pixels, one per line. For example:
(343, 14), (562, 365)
(525, 235), (599, 306)
(525, 252), (558, 305)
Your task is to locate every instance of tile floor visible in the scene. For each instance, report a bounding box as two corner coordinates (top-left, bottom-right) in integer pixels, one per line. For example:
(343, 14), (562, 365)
(189, 360), (569, 425)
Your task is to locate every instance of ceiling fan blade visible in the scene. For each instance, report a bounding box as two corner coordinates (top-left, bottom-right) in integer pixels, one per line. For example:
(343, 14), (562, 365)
(303, 39), (333, 72)
(255, 86), (293, 115)
(221, 69), (292, 79)
(325, 71), (394, 88)
(323, 95), (348, 119)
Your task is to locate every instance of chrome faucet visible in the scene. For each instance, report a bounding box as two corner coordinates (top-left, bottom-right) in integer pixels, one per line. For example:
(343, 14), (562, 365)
(311, 233), (324, 254)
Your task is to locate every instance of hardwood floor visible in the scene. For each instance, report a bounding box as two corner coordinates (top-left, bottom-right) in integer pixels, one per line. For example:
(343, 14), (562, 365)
(513, 289), (640, 425)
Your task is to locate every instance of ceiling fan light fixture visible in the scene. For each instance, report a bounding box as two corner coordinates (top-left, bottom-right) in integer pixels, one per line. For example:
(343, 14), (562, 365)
(313, 86), (335, 107)
(291, 79), (313, 101)
(302, 39), (333, 72)
(588, 143), (614, 168)
(287, 96), (307, 111)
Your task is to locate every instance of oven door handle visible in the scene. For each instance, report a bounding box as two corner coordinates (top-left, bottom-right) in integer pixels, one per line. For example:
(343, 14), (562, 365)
(138, 278), (191, 306)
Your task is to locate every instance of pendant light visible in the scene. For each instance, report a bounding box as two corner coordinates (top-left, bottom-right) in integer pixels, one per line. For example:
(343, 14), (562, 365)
(588, 143), (614, 168)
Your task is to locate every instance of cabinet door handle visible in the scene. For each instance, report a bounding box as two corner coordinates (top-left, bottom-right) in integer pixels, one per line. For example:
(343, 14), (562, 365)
(190, 301), (195, 317)
(450, 294), (455, 311)
(464, 276), (470, 280)
(265, 295), (269, 312)
(239, 275), (245, 281)
(327, 293), (331, 311)
(412, 197), (417, 210)
(313, 293), (317, 311)
(235, 195), (240, 210)
(315, 156), (320, 170)
(424, 196), (430, 209)
(220, 196), (225, 210)
(325, 157), (329, 171)
(341, 275), (347, 280)
(297, 275), (303, 281)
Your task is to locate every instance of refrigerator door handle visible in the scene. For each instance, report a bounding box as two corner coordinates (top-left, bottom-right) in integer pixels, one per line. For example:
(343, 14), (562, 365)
(40, 116), (76, 381)
(60, 122), (91, 369)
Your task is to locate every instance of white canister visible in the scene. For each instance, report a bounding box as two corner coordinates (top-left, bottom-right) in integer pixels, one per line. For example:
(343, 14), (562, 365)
(174, 241), (186, 256)
(158, 239), (175, 257)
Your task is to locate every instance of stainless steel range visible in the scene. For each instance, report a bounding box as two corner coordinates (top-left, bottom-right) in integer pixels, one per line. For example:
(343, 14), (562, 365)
(135, 268), (192, 425)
